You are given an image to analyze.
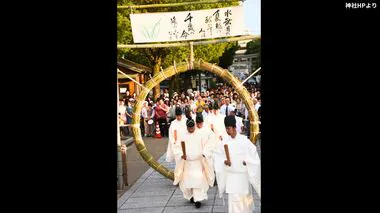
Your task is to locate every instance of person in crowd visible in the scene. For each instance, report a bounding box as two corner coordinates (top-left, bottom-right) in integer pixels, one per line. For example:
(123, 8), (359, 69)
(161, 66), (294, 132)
(155, 98), (169, 137)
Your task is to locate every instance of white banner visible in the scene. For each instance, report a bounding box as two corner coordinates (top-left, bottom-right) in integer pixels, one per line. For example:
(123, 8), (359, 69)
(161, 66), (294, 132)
(130, 6), (246, 43)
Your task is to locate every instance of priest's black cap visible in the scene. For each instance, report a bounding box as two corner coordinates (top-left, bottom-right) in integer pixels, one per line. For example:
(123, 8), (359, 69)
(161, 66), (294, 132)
(213, 103), (219, 110)
(186, 118), (195, 127)
(175, 107), (182, 116)
(224, 115), (236, 127)
(196, 114), (203, 123)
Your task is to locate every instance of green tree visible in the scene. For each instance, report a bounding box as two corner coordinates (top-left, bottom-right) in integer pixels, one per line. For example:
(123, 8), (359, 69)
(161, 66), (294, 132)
(117, 0), (239, 99)
(218, 42), (239, 69)
(245, 38), (261, 70)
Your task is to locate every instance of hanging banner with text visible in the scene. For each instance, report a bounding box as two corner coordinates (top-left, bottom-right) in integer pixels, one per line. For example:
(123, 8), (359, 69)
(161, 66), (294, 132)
(130, 5), (246, 43)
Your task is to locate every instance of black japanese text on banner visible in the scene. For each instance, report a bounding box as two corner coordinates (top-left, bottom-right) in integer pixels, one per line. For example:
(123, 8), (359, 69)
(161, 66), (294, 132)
(130, 5), (246, 43)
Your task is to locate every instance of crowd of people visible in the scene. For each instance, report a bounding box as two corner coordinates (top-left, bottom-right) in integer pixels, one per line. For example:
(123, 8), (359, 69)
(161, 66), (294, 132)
(118, 82), (261, 139)
(118, 82), (261, 212)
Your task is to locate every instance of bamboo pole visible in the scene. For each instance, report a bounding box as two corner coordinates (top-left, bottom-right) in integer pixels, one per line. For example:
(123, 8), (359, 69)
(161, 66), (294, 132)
(117, 0), (243, 9)
(117, 35), (260, 49)
(118, 69), (149, 92)
(240, 67), (261, 86)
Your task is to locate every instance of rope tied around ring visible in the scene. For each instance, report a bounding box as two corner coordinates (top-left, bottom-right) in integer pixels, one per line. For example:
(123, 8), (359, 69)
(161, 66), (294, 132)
(173, 60), (178, 75)
(160, 66), (168, 79)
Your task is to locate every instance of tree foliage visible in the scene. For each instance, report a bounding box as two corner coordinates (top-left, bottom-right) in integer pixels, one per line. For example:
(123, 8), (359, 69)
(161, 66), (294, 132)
(246, 38), (261, 69)
(117, 0), (239, 67)
(218, 42), (239, 69)
(117, 0), (240, 97)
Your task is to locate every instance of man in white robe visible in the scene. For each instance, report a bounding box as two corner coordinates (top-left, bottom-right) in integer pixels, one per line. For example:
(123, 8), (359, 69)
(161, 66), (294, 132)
(173, 118), (214, 209)
(203, 104), (214, 130)
(229, 107), (244, 135)
(166, 107), (187, 163)
(205, 103), (228, 149)
(195, 114), (216, 184)
(202, 104), (211, 121)
(214, 115), (261, 213)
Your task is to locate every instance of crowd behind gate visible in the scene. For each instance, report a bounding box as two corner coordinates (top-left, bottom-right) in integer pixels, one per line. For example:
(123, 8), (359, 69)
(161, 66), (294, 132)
(118, 82), (261, 139)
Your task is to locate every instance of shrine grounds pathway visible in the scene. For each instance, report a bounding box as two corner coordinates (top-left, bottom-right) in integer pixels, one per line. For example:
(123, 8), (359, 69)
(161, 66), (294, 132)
(118, 138), (261, 213)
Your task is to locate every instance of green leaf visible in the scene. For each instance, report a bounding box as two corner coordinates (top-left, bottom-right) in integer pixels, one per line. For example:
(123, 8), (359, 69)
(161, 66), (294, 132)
(151, 19), (161, 39)
(142, 26), (151, 39)
(118, 0), (239, 68)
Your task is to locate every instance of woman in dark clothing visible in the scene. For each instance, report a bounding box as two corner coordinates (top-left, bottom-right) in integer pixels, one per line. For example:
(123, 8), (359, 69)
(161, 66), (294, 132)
(125, 100), (133, 136)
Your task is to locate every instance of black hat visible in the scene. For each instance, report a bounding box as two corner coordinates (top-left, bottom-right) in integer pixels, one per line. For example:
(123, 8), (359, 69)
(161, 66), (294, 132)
(186, 118), (195, 127)
(232, 108), (237, 114)
(196, 114), (204, 123)
(175, 107), (182, 116)
(213, 103), (219, 110)
(185, 105), (190, 112)
(224, 115), (236, 127)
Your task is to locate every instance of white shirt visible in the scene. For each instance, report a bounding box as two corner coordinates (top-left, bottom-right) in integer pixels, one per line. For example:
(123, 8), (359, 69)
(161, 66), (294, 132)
(141, 107), (148, 119)
(191, 103), (197, 113)
(119, 105), (126, 121)
(235, 116), (244, 134)
(220, 104), (234, 116)
(255, 103), (261, 112)
(220, 104), (227, 116)
(244, 107), (249, 120)
(118, 105), (126, 114)
(202, 111), (209, 120)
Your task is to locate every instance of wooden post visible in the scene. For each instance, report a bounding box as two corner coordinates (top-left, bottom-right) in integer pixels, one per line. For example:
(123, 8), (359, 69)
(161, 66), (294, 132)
(224, 144), (231, 164)
(117, 0), (243, 9)
(121, 144), (128, 186)
(117, 35), (259, 49)
(181, 141), (186, 156)
(189, 42), (194, 70)
(117, 82), (125, 190)
(198, 71), (201, 92)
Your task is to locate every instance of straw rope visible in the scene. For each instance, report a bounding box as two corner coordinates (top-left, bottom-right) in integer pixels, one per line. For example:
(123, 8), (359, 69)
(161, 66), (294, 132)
(130, 59), (259, 180)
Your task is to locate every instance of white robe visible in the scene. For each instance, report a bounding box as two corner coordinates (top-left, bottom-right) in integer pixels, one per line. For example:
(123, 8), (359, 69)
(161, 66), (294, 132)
(214, 134), (261, 213)
(196, 125), (217, 184)
(205, 113), (228, 149)
(202, 111), (209, 120)
(172, 130), (214, 202)
(166, 117), (187, 163)
(235, 116), (244, 135)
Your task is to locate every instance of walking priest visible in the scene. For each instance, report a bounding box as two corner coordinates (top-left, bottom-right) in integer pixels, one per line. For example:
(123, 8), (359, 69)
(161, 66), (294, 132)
(173, 118), (214, 209)
(166, 107), (187, 163)
(214, 115), (261, 213)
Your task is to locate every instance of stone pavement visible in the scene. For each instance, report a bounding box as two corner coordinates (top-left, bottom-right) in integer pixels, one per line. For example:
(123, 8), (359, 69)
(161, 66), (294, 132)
(118, 140), (261, 213)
